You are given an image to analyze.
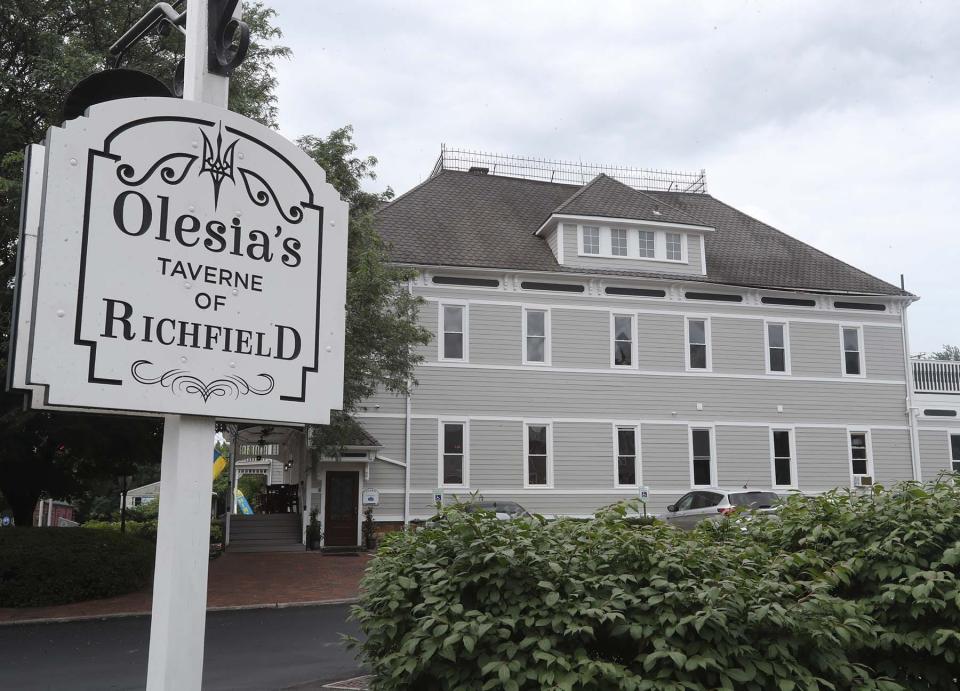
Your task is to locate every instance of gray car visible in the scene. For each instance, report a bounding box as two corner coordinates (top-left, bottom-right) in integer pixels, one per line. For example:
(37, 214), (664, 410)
(663, 489), (781, 529)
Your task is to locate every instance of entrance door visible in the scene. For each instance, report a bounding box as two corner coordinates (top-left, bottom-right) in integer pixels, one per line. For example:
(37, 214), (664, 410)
(324, 472), (359, 546)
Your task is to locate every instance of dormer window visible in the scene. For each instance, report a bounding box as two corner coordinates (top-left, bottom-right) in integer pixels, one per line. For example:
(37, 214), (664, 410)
(638, 230), (656, 258)
(582, 226), (600, 254)
(611, 228), (628, 256)
(665, 232), (683, 261)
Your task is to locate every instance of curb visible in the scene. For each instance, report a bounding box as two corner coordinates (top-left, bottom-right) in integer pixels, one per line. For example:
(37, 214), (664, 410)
(0, 597), (360, 627)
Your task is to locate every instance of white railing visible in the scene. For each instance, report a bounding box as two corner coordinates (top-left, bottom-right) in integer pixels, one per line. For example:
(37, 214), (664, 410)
(912, 358), (960, 394)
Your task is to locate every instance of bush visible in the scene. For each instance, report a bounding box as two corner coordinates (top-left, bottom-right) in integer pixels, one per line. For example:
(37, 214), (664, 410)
(0, 528), (155, 607)
(352, 479), (960, 690)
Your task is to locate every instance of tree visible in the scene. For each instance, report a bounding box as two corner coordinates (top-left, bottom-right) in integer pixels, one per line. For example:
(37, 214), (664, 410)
(0, 0), (289, 525)
(297, 127), (431, 450)
(929, 344), (960, 361)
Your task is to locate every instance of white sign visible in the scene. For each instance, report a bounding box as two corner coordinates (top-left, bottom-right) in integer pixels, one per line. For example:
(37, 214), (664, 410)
(12, 97), (348, 425)
(434, 489), (444, 505)
(638, 485), (650, 502)
(361, 489), (380, 506)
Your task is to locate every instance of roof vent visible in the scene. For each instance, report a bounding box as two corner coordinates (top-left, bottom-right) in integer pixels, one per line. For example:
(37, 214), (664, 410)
(468, 166), (489, 175)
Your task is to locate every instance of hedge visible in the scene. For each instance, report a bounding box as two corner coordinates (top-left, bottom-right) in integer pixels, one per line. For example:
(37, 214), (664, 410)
(352, 479), (960, 690)
(0, 528), (155, 607)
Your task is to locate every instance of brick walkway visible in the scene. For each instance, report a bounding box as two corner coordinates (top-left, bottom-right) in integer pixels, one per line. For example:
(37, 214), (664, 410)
(0, 551), (371, 625)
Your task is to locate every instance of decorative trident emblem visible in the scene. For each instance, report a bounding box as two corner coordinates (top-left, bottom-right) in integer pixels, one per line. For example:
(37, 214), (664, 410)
(199, 123), (238, 208)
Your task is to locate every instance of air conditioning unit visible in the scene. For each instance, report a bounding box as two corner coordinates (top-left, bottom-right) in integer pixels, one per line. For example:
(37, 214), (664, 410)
(853, 475), (873, 488)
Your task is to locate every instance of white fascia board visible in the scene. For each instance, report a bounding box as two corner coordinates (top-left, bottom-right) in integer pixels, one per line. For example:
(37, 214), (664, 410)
(535, 213), (715, 236)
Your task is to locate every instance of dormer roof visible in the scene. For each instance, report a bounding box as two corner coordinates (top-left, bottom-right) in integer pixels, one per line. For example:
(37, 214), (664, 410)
(549, 173), (711, 229)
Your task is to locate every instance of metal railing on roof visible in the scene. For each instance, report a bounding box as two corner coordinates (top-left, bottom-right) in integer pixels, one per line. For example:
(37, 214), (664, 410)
(431, 145), (708, 194)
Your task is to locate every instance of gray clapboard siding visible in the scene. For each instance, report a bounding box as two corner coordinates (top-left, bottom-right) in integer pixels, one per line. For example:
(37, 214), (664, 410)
(638, 423), (689, 488)
(470, 302), (522, 365)
(358, 417), (406, 462)
(870, 429), (913, 486)
(863, 325), (906, 381)
(919, 429), (950, 480)
(415, 285), (903, 326)
(561, 227), (705, 276)
(552, 308), (609, 368)
(409, 368), (907, 425)
(368, 460), (405, 487)
(410, 418), (439, 489)
(370, 493), (404, 516)
(418, 302), (438, 362)
(360, 389), (408, 415)
(715, 425), (771, 488)
(637, 312), (685, 370)
(790, 321), (841, 378)
(469, 419), (523, 490)
(553, 422), (615, 489)
(712, 318), (766, 376)
(545, 226), (560, 259)
(795, 427), (850, 491)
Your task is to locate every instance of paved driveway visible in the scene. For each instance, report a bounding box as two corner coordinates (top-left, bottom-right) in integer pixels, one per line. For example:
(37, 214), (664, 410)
(0, 603), (364, 690)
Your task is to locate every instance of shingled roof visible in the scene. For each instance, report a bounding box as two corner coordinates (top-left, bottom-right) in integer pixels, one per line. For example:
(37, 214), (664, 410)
(375, 169), (907, 296)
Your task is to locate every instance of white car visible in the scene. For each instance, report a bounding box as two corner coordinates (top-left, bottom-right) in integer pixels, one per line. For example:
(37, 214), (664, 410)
(663, 489), (781, 530)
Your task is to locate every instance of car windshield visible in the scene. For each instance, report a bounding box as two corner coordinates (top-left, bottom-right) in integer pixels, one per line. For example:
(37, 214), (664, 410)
(728, 491), (780, 509)
(464, 501), (528, 517)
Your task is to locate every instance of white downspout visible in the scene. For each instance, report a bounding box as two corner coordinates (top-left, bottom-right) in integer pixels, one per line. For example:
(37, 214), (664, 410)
(900, 299), (922, 481)
(403, 279), (414, 526)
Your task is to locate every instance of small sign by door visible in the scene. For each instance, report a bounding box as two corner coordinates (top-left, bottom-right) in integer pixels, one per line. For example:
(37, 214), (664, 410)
(362, 489), (380, 506)
(638, 485), (650, 502)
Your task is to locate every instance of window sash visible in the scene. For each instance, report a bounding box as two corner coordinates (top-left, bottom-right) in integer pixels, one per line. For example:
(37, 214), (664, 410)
(691, 429), (713, 486)
(772, 430), (792, 486)
(526, 424), (550, 486)
(951, 434), (960, 472)
(688, 319), (708, 370)
(638, 230), (655, 258)
(524, 309), (548, 363)
(613, 315), (633, 367)
(850, 433), (869, 475)
(767, 323), (787, 373)
(616, 427), (638, 486)
(611, 228), (628, 256)
(582, 226), (600, 254)
(441, 305), (465, 360)
(842, 327), (861, 375)
(441, 423), (466, 486)
(665, 232), (682, 261)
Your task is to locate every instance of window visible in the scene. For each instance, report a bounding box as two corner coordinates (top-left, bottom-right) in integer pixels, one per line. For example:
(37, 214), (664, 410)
(690, 428), (714, 487)
(440, 303), (466, 361)
(134, 497), (142, 507)
(582, 226), (600, 254)
(771, 429), (794, 487)
(523, 308), (550, 364)
(638, 230), (655, 258)
(849, 432), (872, 478)
(611, 314), (635, 367)
(439, 421), (467, 487)
(609, 228), (628, 256)
(525, 423), (552, 487)
(841, 326), (863, 376)
(766, 322), (790, 374)
(686, 318), (710, 370)
(951, 434), (960, 473)
(615, 426), (639, 487)
(665, 232), (682, 261)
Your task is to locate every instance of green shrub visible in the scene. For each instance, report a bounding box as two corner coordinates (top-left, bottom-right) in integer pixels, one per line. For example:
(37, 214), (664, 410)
(352, 479), (960, 690)
(0, 528), (155, 607)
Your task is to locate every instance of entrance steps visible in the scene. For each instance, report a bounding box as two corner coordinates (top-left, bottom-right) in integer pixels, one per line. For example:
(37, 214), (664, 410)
(229, 513), (303, 553)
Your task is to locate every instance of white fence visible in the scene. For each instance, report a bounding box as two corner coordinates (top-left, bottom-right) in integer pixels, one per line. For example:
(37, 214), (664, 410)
(912, 358), (960, 394)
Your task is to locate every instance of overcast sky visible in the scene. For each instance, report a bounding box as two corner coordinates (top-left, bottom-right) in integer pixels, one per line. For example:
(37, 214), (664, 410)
(265, 0), (959, 354)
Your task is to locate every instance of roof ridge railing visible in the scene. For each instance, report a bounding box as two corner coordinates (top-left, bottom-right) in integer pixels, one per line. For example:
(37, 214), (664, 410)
(432, 145), (708, 194)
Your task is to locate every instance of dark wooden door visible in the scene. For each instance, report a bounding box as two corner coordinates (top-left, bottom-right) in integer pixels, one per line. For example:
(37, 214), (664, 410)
(324, 472), (359, 546)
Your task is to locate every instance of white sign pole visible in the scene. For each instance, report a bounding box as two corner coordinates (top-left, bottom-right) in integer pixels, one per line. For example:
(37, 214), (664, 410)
(146, 2), (229, 689)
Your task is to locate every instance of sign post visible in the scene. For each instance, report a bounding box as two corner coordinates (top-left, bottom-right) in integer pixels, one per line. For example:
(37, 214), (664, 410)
(6, 2), (348, 689)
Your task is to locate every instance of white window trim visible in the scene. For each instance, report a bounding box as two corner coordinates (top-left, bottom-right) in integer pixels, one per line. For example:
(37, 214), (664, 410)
(950, 432), (960, 473)
(437, 418), (469, 489)
(575, 224), (688, 264)
(769, 426), (798, 490)
(522, 306), (552, 366)
(847, 428), (874, 487)
(612, 423), (642, 488)
(684, 316), (712, 372)
(839, 324), (866, 378)
(523, 420), (554, 489)
(610, 312), (638, 369)
(764, 321), (792, 375)
(438, 301), (468, 362)
(688, 425), (718, 488)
